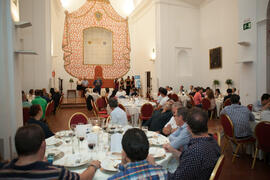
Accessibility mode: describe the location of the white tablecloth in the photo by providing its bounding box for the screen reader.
[46,130,175,179]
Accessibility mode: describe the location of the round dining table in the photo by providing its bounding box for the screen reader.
[45,126,177,179]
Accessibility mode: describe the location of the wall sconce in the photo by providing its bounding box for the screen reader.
[150,48,156,62]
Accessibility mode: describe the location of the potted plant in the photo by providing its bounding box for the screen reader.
[225,79,233,88]
[69,78,74,89]
[213,80,220,90]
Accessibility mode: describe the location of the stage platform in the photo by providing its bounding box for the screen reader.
[61,97,86,108]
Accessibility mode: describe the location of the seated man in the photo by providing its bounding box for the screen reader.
[115,87,126,98]
[223,88,233,102]
[108,128,167,180]
[157,87,169,109]
[162,102,182,136]
[109,98,128,126]
[144,102,173,132]
[167,108,221,179]
[31,89,47,120]
[194,87,203,107]
[221,94,255,139]
[0,124,100,180]
[163,107,191,157]
[253,93,270,112]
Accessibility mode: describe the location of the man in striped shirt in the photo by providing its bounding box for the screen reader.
[108,128,167,180]
[0,124,100,180]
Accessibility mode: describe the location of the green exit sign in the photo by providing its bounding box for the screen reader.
[243,22,251,30]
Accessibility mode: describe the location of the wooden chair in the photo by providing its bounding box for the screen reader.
[251,121,270,169]
[223,99,231,107]
[23,107,30,126]
[247,104,253,111]
[170,94,179,102]
[91,101,109,118]
[213,131,221,147]
[220,114,256,162]
[118,103,131,120]
[96,97,107,111]
[68,112,88,129]
[139,103,154,124]
[209,155,225,180]
[45,102,51,118]
[202,98,215,120]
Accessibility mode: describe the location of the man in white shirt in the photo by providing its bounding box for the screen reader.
[158,87,169,109]
[109,98,128,126]
[162,102,183,136]
[116,87,126,98]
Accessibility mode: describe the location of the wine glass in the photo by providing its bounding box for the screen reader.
[87,135,96,159]
[77,130,85,154]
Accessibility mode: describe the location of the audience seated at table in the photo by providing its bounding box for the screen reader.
[178,85,185,96]
[162,102,183,136]
[163,107,191,157]
[167,108,221,179]
[27,104,54,139]
[223,88,233,102]
[253,93,270,112]
[115,87,126,98]
[85,88,100,102]
[194,87,203,107]
[129,88,138,97]
[27,89,35,102]
[109,98,128,126]
[188,85,194,94]
[215,88,222,99]
[31,90,47,120]
[109,89,118,99]
[22,91,32,108]
[220,94,255,140]
[157,87,169,109]
[206,89,216,111]
[40,89,51,103]
[108,128,167,180]
[144,102,173,132]
[166,86,174,95]
[0,125,100,180]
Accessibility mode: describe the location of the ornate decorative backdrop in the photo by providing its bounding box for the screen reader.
[62,0,131,79]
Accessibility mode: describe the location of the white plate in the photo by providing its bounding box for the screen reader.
[101,159,121,172]
[54,154,91,167]
[55,130,73,138]
[149,147,166,158]
[46,136,61,146]
[149,135,169,146]
[146,131,158,138]
[45,149,62,157]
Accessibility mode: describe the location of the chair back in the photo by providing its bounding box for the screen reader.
[45,102,51,117]
[118,103,126,112]
[247,104,253,111]
[140,103,154,118]
[223,99,231,107]
[202,98,211,110]
[255,121,270,152]
[50,100,55,115]
[23,107,30,126]
[220,114,234,139]
[170,94,179,102]
[213,132,221,147]
[189,95,195,106]
[68,112,88,129]
[168,94,172,99]
[209,155,225,180]
[91,100,98,116]
[96,97,106,110]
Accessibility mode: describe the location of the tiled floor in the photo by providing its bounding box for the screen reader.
[47,100,270,179]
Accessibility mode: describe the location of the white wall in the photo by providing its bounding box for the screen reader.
[128,0,156,96]
[156,0,200,92]
[199,0,239,94]
[20,0,51,93]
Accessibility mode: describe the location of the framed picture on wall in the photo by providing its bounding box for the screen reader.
[209,47,222,69]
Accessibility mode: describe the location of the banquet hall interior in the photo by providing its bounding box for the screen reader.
[0,0,270,179]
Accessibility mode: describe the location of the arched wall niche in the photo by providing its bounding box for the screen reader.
[175,47,192,77]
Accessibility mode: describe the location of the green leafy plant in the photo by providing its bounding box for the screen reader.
[213,80,220,90]
[225,79,233,88]
[69,78,74,89]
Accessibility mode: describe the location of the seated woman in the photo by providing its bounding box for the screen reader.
[214,88,222,99]
[27,104,54,139]
[206,89,216,110]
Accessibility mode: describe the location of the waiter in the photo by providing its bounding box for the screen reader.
[93,77,102,95]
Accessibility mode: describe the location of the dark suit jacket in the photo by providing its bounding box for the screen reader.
[144,109,173,132]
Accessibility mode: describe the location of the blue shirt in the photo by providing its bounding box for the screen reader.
[169,123,191,150]
[108,160,167,180]
[220,104,255,138]
[168,136,220,180]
